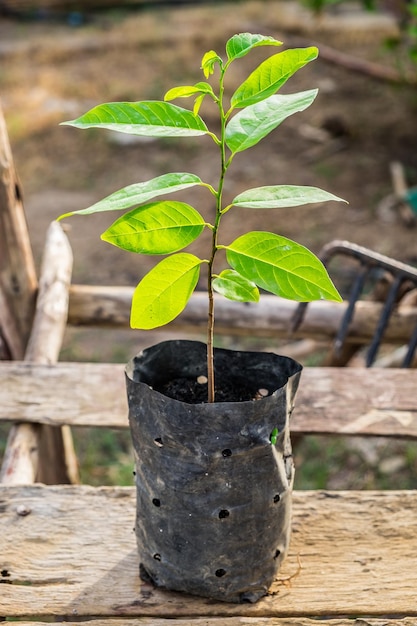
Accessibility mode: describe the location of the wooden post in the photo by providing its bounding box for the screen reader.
[0,102,37,357]
[66,286,417,345]
[27,220,79,484]
[1,222,79,484]
[0,105,79,484]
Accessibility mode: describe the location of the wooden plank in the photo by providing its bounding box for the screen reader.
[68,287,417,344]
[0,0,210,10]
[0,103,37,358]
[11,619,417,626]
[1,362,417,439]
[0,222,79,484]
[0,105,78,486]
[1,485,416,618]
[24,221,73,365]
[296,367,417,437]
[0,287,24,359]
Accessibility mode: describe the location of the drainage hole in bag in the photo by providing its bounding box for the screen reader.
[222,448,232,457]
[215,568,226,578]
[218,509,230,519]
[273,549,281,560]
[152,498,161,507]
[273,494,281,503]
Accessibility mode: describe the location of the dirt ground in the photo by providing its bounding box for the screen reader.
[1,0,417,360]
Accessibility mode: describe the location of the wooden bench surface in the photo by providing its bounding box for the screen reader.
[1,360,417,623]
[1,361,417,438]
[1,484,417,623]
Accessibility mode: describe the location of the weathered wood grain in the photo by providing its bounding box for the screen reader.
[0,0,212,10]
[24,221,73,366]
[11,617,416,626]
[0,222,78,485]
[1,486,416,618]
[0,103,37,357]
[1,362,417,438]
[68,287,417,344]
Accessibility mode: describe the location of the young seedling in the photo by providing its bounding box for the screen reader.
[58,33,345,402]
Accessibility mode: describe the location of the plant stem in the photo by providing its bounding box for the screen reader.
[207,65,228,403]
[207,275,215,403]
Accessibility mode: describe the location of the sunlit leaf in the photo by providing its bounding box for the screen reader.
[101,201,205,254]
[226,33,282,62]
[201,50,222,78]
[57,173,203,219]
[130,253,203,329]
[193,93,206,116]
[226,89,317,153]
[231,47,318,108]
[164,82,215,101]
[213,269,259,302]
[224,231,342,302]
[232,185,347,209]
[164,86,201,101]
[61,101,208,137]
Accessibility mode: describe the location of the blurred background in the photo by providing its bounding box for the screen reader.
[1,0,416,488]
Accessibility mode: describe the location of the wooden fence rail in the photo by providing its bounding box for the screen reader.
[67,285,417,344]
[1,361,416,439]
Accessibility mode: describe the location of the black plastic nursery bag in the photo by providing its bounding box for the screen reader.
[126,340,302,603]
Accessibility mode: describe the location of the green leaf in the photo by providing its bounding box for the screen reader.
[231,47,318,108]
[61,101,208,137]
[164,82,215,101]
[101,201,205,255]
[212,269,259,302]
[130,253,203,329]
[232,185,347,209]
[224,232,342,302]
[193,93,206,116]
[201,50,222,78]
[225,33,283,62]
[57,173,203,219]
[226,89,317,154]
